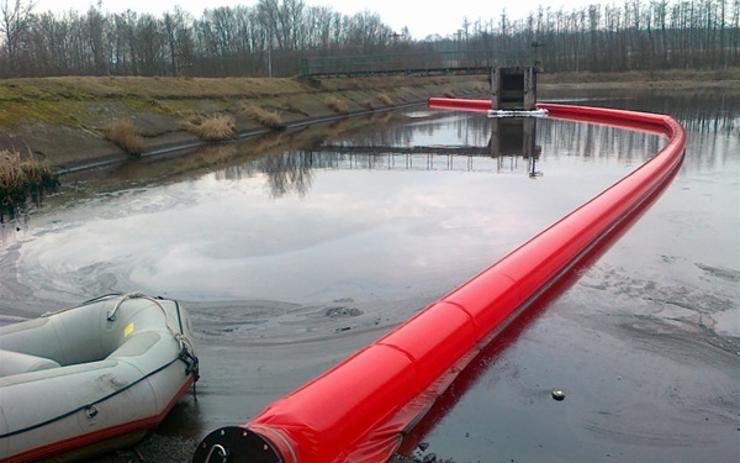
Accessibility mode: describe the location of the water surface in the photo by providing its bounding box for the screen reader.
[396,93,740,463]
[0,92,736,461]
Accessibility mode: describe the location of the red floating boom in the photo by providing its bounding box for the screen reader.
[192,101,686,463]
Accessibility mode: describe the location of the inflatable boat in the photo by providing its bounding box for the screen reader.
[0,293,199,463]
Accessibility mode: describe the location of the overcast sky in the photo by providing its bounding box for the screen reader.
[36,0,599,39]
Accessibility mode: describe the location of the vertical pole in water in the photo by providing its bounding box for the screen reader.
[490,118,501,157]
[524,66,538,110]
[522,118,536,158]
[490,66,500,110]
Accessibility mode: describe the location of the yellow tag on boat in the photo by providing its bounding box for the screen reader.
[124,322,135,338]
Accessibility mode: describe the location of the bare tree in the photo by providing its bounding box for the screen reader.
[0,0,736,78]
[1,0,35,68]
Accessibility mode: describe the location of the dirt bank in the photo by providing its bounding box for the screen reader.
[0,75,487,171]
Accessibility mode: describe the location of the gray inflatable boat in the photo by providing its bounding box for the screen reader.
[0,293,199,462]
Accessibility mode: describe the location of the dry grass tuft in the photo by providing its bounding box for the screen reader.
[361,99,374,110]
[0,149,57,208]
[181,114,236,141]
[104,118,144,155]
[0,151,24,199]
[377,93,393,105]
[442,87,456,98]
[324,96,349,114]
[243,105,285,129]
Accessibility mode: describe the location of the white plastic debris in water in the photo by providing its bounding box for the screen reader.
[487,109,549,118]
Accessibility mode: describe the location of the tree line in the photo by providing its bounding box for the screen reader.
[460,0,740,72]
[1,0,738,78]
[0,0,397,77]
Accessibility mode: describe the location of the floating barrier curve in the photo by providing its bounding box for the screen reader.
[192,100,686,463]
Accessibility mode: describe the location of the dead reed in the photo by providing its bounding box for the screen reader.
[181,115,237,141]
[243,105,285,129]
[324,96,349,113]
[377,93,393,105]
[0,149,57,209]
[104,118,144,155]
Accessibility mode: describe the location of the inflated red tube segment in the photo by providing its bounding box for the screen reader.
[192,102,685,463]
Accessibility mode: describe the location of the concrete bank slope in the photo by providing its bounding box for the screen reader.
[0,75,487,171]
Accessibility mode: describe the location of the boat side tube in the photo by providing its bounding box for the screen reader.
[192,102,686,463]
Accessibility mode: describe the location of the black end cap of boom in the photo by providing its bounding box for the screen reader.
[192,426,283,463]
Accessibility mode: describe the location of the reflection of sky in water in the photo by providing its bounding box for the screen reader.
[10,115,663,305]
[334,112,493,148]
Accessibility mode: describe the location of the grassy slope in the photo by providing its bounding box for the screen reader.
[0,75,487,167]
[0,68,736,167]
[1,68,736,128]
[0,75,485,128]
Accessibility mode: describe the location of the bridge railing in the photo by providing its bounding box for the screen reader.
[301,50,493,77]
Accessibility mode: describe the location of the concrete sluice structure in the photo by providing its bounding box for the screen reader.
[490,66,540,111]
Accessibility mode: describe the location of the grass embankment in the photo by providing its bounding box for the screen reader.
[0,149,57,210]
[0,68,735,171]
[0,75,488,168]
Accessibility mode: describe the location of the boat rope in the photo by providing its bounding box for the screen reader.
[41,293,124,317]
[106,292,196,359]
[1,293,200,440]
